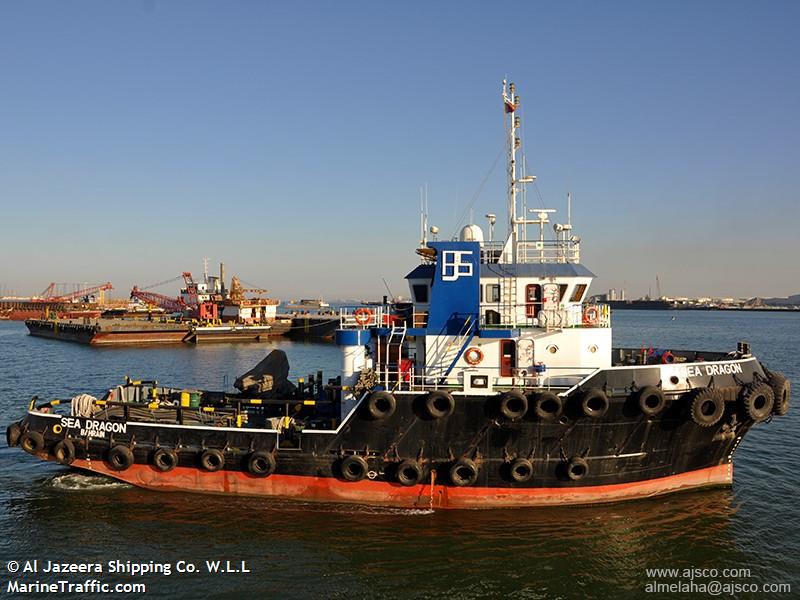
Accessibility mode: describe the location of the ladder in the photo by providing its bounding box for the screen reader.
[384,324,407,388]
[501,276,518,327]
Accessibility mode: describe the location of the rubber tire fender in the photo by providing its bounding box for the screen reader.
[741,382,774,423]
[199,448,225,472]
[364,391,396,420]
[6,423,21,448]
[340,455,368,482]
[449,458,478,487]
[637,386,666,417]
[247,451,276,477]
[152,448,179,473]
[498,390,528,420]
[53,439,76,465]
[690,388,725,427]
[768,372,790,416]
[532,391,563,421]
[566,457,589,481]
[424,390,455,419]
[20,431,45,455]
[395,459,424,487]
[107,445,135,471]
[580,389,609,419]
[508,458,534,483]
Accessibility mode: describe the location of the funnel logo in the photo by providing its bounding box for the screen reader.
[441,250,474,281]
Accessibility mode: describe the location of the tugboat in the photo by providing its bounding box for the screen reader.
[6,81,791,508]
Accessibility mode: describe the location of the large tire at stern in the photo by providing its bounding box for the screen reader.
[689,388,724,427]
[740,382,774,423]
[6,423,21,448]
[767,372,790,416]
[20,431,45,455]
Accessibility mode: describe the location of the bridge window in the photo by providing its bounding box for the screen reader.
[412,284,429,303]
[570,284,587,303]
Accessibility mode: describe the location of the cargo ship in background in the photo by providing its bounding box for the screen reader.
[7,79,790,508]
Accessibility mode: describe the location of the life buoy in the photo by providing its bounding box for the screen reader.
[689,388,724,427]
[340,455,368,482]
[582,306,600,326]
[661,351,675,364]
[247,450,276,477]
[107,445,134,471]
[740,383,774,423]
[199,448,225,472]
[53,439,76,465]
[449,458,478,487]
[152,448,179,472]
[395,459,424,487]
[464,347,483,366]
[353,308,373,326]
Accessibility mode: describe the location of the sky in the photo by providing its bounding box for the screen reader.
[1,1,798,301]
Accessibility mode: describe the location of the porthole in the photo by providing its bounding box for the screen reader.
[588,344,598,353]
[547,345,558,354]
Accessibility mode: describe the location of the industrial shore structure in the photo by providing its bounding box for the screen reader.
[6,265,340,345]
[6,80,791,509]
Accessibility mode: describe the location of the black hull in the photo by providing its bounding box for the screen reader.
[11,355,780,508]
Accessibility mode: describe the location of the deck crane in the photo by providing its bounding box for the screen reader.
[34,283,114,303]
[129,287,187,314]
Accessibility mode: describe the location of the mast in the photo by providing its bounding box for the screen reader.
[502,79,536,263]
[503,80,519,262]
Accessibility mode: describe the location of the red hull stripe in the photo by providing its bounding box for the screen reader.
[65,458,733,509]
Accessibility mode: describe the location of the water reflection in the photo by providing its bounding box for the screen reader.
[4,468,752,599]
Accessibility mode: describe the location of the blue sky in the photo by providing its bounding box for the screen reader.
[1,1,798,300]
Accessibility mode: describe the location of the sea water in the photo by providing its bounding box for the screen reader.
[0,313,797,598]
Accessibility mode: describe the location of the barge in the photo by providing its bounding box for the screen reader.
[6,80,790,508]
[25,318,293,346]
